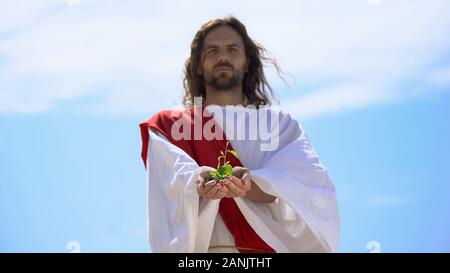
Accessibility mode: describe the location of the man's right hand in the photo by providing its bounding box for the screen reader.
[196,167,228,200]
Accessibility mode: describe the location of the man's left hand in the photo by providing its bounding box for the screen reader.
[222,172,252,198]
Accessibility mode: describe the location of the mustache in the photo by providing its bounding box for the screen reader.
[213,63,234,70]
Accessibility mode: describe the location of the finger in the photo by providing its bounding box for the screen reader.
[203,180,217,192]
[198,180,217,196]
[241,173,252,190]
[218,189,228,199]
[197,172,211,183]
[203,173,212,181]
[206,184,221,199]
[204,180,218,197]
[197,175,205,186]
[223,178,245,196]
[197,177,206,186]
[198,180,212,193]
[232,167,249,178]
[225,191,239,198]
[228,176,245,190]
[197,183,205,196]
[205,183,221,198]
[211,186,228,200]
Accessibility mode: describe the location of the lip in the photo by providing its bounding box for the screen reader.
[215,67,232,71]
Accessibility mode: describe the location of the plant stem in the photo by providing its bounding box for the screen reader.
[223,141,229,166]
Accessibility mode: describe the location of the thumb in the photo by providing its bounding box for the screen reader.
[232,166,248,178]
[241,171,252,186]
[197,166,216,183]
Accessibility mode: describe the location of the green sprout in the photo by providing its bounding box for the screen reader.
[210,141,239,181]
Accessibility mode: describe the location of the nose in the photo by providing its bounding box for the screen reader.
[216,48,232,63]
[217,54,230,64]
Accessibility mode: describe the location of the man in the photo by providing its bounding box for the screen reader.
[139,16,339,253]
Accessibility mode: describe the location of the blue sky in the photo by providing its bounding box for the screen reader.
[0,0,449,252]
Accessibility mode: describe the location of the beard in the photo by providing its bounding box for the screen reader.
[204,66,244,91]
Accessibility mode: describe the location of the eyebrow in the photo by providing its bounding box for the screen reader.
[204,43,242,50]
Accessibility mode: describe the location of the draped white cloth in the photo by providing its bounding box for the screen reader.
[145,106,339,252]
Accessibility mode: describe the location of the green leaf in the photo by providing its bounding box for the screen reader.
[223,164,232,177]
[217,166,226,175]
[229,150,239,159]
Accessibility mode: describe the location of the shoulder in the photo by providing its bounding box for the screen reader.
[278,108,298,124]
[140,109,187,127]
[151,109,180,121]
[260,106,303,130]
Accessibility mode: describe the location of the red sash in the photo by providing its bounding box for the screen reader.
[139,108,275,253]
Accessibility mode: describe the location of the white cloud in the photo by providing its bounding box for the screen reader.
[281,83,396,119]
[0,0,53,33]
[0,0,449,116]
[367,0,384,6]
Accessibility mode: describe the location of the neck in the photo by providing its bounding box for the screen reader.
[203,85,244,107]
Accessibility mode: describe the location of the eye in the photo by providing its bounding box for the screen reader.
[206,48,217,55]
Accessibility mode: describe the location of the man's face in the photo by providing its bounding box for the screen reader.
[199,26,248,91]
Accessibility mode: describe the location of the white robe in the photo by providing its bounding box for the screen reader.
[144,106,340,253]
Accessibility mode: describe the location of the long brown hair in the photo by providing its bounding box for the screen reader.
[182,16,283,108]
